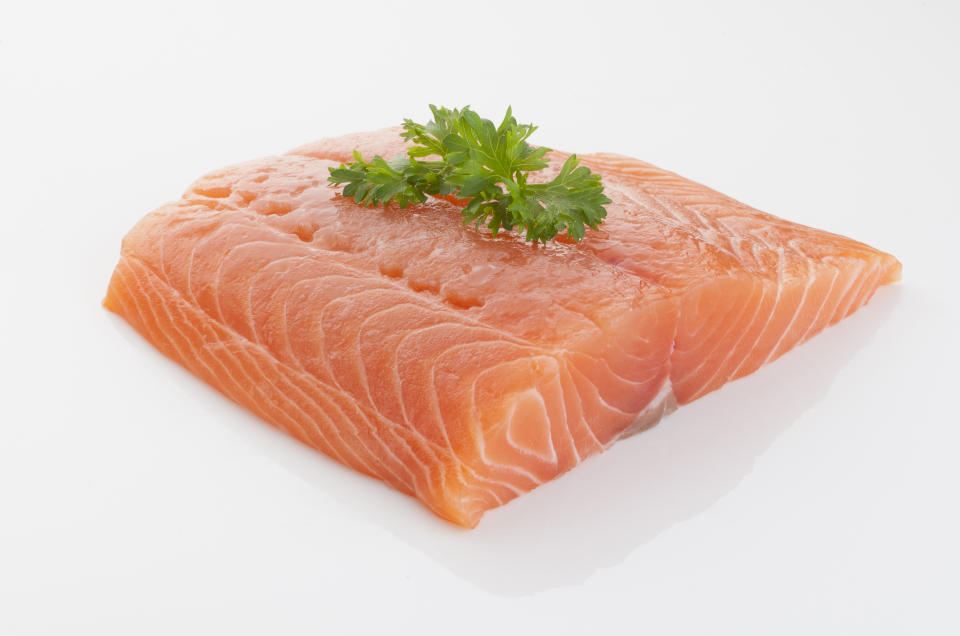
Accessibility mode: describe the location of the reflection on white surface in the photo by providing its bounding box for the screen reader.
[260,286,901,596]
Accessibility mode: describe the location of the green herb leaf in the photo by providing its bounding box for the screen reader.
[327,106,610,243]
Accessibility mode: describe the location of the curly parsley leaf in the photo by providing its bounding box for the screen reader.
[327,105,610,243]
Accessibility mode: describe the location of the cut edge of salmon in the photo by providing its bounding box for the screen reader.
[104,252,503,528]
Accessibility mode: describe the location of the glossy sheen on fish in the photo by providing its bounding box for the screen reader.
[104,128,900,527]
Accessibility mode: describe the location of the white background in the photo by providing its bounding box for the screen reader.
[2,1,958,634]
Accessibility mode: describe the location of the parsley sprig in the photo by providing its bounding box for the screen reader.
[327,106,610,243]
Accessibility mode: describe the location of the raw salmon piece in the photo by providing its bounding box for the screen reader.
[105,130,900,527]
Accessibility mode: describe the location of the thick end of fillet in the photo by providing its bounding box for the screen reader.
[443,299,678,526]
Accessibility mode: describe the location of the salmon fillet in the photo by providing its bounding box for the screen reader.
[104,128,901,527]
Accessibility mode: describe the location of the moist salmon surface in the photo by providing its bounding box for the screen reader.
[104,128,901,527]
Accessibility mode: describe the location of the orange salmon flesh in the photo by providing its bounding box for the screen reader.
[104,128,901,527]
